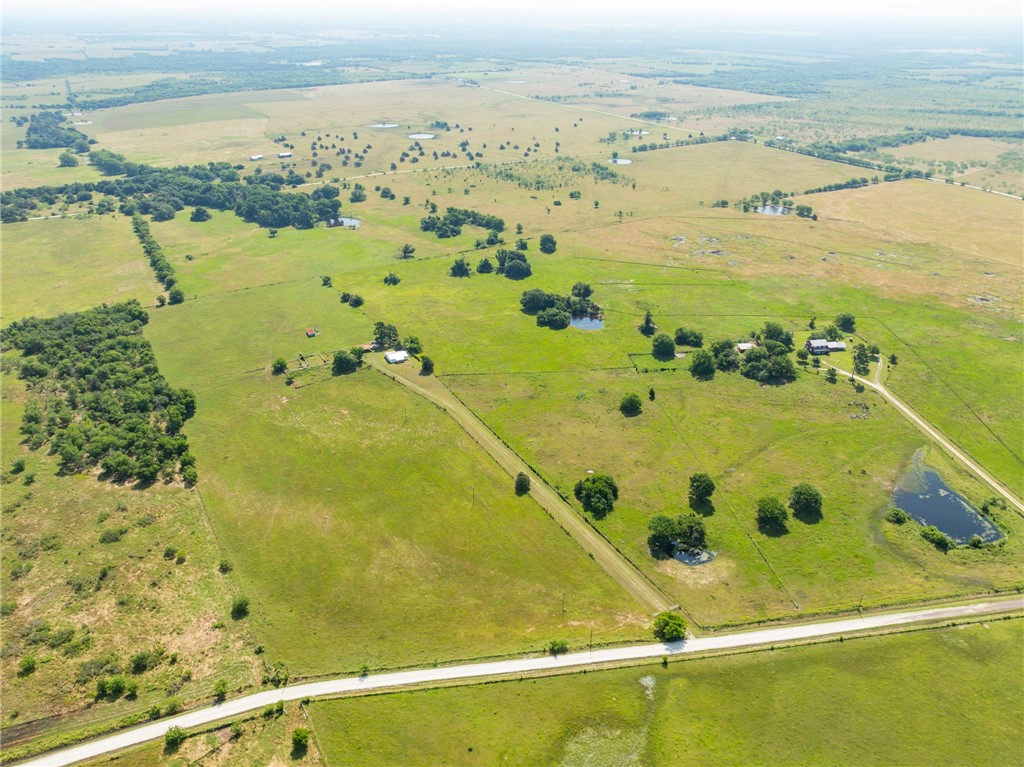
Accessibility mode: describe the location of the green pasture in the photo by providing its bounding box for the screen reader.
[0,215,158,323]
[143,289,647,676]
[309,619,1024,767]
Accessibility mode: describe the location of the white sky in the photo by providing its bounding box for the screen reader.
[3,0,1022,27]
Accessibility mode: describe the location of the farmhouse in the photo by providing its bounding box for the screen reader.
[278,152,293,158]
[736,341,757,353]
[805,339,829,354]
[384,350,409,364]
[827,341,847,352]
[249,154,263,161]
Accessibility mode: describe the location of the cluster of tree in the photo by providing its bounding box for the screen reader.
[852,343,879,376]
[1,151,341,229]
[420,206,505,239]
[738,328,797,383]
[647,513,706,557]
[520,283,600,330]
[629,111,671,120]
[674,327,703,347]
[574,473,619,517]
[4,301,197,485]
[735,189,794,213]
[495,249,532,279]
[22,111,90,150]
[130,215,177,293]
[756,483,823,531]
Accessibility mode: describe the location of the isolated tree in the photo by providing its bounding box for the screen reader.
[271,357,288,375]
[688,473,715,506]
[796,348,809,363]
[652,611,686,641]
[332,350,358,375]
[213,678,229,701]
[58,150,79,167]
[834,313,856,332]
[321,275,333,287]
[620,392,643,416]
[476,257,494,273]
[652,333,675,360]
[190,206,212,222]
[450,257,471,277]
[889,353,898,365]
[230,596,250,620]
[168,287,185,305]
[419,356,434,375]
[571,282,593,299]
[756,496,788,529]
[674,327,703,347]
[164,726,186,752]
[514,472,531,495]
[383,272,401,285]
[398,244,416,259]
[574,474,619,517]
[689,348,715,378]
[788,483,823,520]
[639,311,657,337]
[348,294,364,308]
[824,367,838,384]
[292,728,310,755]
[538,234,557,253]
[403,336,422,355]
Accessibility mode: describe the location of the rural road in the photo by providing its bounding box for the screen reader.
[17,597,1022,767]
[366,357,673,613]
[830,360,1024,515]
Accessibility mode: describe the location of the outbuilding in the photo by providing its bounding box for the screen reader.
[736,342,756,353]
[384,350,409,364]
[249,154,263,161]
[278,152,293,158]
[827,341,847,352]
[305,327,317,338]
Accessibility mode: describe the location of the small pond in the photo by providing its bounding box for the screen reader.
[570,317,604,330]
[609,158,633,165]
[891,458,1003,545]
[674,549,716,566]
[756,205,788,216]
[368,123,399,128]
[409,133,436,140]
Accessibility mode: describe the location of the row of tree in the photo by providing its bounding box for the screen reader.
[130,215,178,296]
[4,301,197,485]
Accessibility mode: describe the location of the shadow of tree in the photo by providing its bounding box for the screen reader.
[689,499,716,517]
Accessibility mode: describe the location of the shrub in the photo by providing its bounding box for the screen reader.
[348,294,364,308]
[164,697,183,715]
[449,257,471,277]
[190,207,212,222]
[271,357,288,375]
[292,728,310,754]
[620,393,643,416]
[652,612,686,641]
[230,596,250,620]
[548,639,569,656]
[213,678,228,701]
[218,559,233,574]
[167,287,185,305]
[539,234,557,253]
[99,527,128,544]
[476,257,494,273]
[164,726,186,752]
[921,525,954,551]
[18,656,36,676]
[420,356,435,375]
[885,507,910,524]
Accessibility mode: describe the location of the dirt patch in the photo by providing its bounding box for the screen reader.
[655,554,734,587]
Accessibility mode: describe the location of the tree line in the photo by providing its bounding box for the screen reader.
[22,110,91,149]
[2,150,341,228]
[4,301,198,486]
[420,206,505,239]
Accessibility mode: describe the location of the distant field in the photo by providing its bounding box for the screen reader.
[0,215,157,323]
[309,619,1024,767]
[887,135,1020,165]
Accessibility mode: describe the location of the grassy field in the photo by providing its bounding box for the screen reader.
[0,215,158,323]
[0,376,251,754]
[308,619,1024,767]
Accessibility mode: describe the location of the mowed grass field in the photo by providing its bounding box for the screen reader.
[309,619,1024,767]
[1,215,158,323]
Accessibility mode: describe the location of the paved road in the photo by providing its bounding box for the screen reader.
[830,360,1024,515]
[17,597,1021,767]
[367,357,673,612]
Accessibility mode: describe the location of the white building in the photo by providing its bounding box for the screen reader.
[278,152,293,158]
[249,155,263,161]
[384,350,409,364]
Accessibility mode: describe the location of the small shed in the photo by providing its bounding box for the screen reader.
[384,350,409,364]
[736,342,756,353]
[827,341,847,352]
[278,152,293,158]
[249,154,263,161]
[305,327,317,338]
[805,339,829,354]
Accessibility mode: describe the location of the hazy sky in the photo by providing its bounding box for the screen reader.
[3,0,1022,28]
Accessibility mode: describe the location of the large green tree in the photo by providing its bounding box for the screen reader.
[574,474,619,517]
[652,333,676,360]
[688,472,715,505]
[652,611,686,641]
[788,483,823,520]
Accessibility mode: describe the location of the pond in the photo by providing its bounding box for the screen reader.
[674,549,716,566]
[891,455,1003,545]
[368,123,399,128]
[570,317,604,330]
[756,205,788,215]
[609,158,633,165]
[409,133,436,140]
